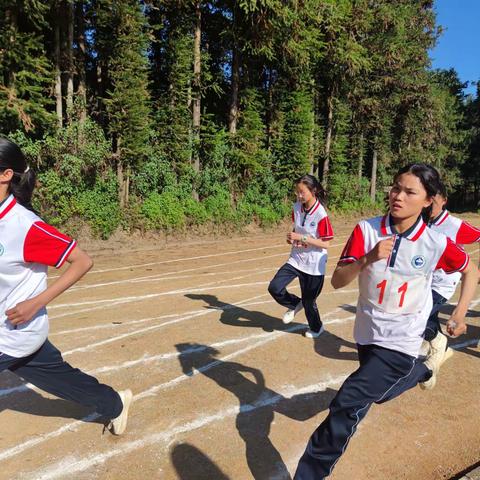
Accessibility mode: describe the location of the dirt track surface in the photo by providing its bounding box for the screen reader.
[1,215,479,480]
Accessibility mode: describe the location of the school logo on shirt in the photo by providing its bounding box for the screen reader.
[310,221,316,227]
[0,243,4,256]
[411,255,426,269]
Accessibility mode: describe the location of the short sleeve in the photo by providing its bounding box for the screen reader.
[436,237,470,273]
[317,216,334,240]
[456,221,480,244]
[338,224,365,264]
[24,221,77,268]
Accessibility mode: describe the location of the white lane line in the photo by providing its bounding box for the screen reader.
[0,310,357,399]
[50,293,272,337]
[48,280,273,321]
[67,254,288,292]
[49,268,275,318]
[58,287,358,357]
[2,308,478,464]
[0,297,357,462]
[48,244,288,280]
[49,236,350,280]
[24,375,348,480]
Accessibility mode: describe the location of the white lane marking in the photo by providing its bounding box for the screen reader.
[49,236,349,280]
[58,287,358,357]
[67,254,288,292]
[0,298,356,461]
[0,310,358,399]
[50,267,275,311]
[24,375,348,480]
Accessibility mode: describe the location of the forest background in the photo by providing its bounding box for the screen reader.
[1,0,479,238]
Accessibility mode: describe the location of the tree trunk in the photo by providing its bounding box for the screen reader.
[322,91,334,187]
[76,0,87,125]
[66,0,74,119]
[116,138,127,208]
[228,32,239,134]
[54,13,63,128]
[357,132,364,182]
[370,148,378,202]
[192,0,201,200]
[96,60,104,126]
[4,7,16,87]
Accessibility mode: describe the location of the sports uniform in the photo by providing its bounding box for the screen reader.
[0,194,123,421]
[294,214,469,479]
[268,199,333,334]
[424,210,480,340]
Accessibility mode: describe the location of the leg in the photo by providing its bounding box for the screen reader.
[299,274,324,332]
[294,345,428,479]
[9,340,122,419]
[423,290,447,342]
[268,263,301,310]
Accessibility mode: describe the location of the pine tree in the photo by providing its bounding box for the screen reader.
[100,0,152,206]
[0,1,55,133]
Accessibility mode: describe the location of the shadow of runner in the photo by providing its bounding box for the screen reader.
[176,343,336,480]
[171,443,230,480]
[0,387,97,421]
[313,330,358,362]
[185,293,305,335]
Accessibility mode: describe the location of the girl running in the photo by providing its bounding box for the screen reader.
[268,174,334,338]
[0,137,132,435]
[421,184,480,388]
[294,164,477,479]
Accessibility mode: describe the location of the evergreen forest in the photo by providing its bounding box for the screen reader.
[1,0,479,237]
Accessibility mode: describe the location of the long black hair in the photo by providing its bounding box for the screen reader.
[295,174,326,205]
[393,163,443,222]
[0,137,36,212]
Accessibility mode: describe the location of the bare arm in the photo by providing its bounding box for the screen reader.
[287,231,331,249]
[331,237,394,289]
[447,260,478,336]
[6,246,93,326]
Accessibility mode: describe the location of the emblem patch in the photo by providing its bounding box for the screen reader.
[411,255,425,269]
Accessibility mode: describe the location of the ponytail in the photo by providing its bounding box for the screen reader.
[295,174,326,205]
[0,137,36,212]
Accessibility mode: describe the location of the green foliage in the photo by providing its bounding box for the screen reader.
[2,0,479,238]
[328,172,378,212]
[274,89,315,179]
[229,89,272,186]
[202,188,235,223]
[141,191,186,230]
[0,3,54,134]
[76,176,122,239]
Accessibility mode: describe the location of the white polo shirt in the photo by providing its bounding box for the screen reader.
[339,214,469,357]
[287,200,334,276]
[0,195,76,357]
[429,210,480,300]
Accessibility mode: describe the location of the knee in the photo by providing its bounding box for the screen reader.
[268,281,280,298]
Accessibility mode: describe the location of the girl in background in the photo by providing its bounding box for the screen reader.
[268,174,334,338]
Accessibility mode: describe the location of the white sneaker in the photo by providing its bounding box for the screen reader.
[282,302,303,324]
[304,326,325,338]
[108,389,133,435]
[420,333,453,390]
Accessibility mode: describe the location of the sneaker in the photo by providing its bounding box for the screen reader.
[420,333,453,390]
[108,389,133,435]
[304,326,325,338]
[282,302,303,324]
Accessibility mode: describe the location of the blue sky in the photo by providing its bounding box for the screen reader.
[429,0,480,96]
